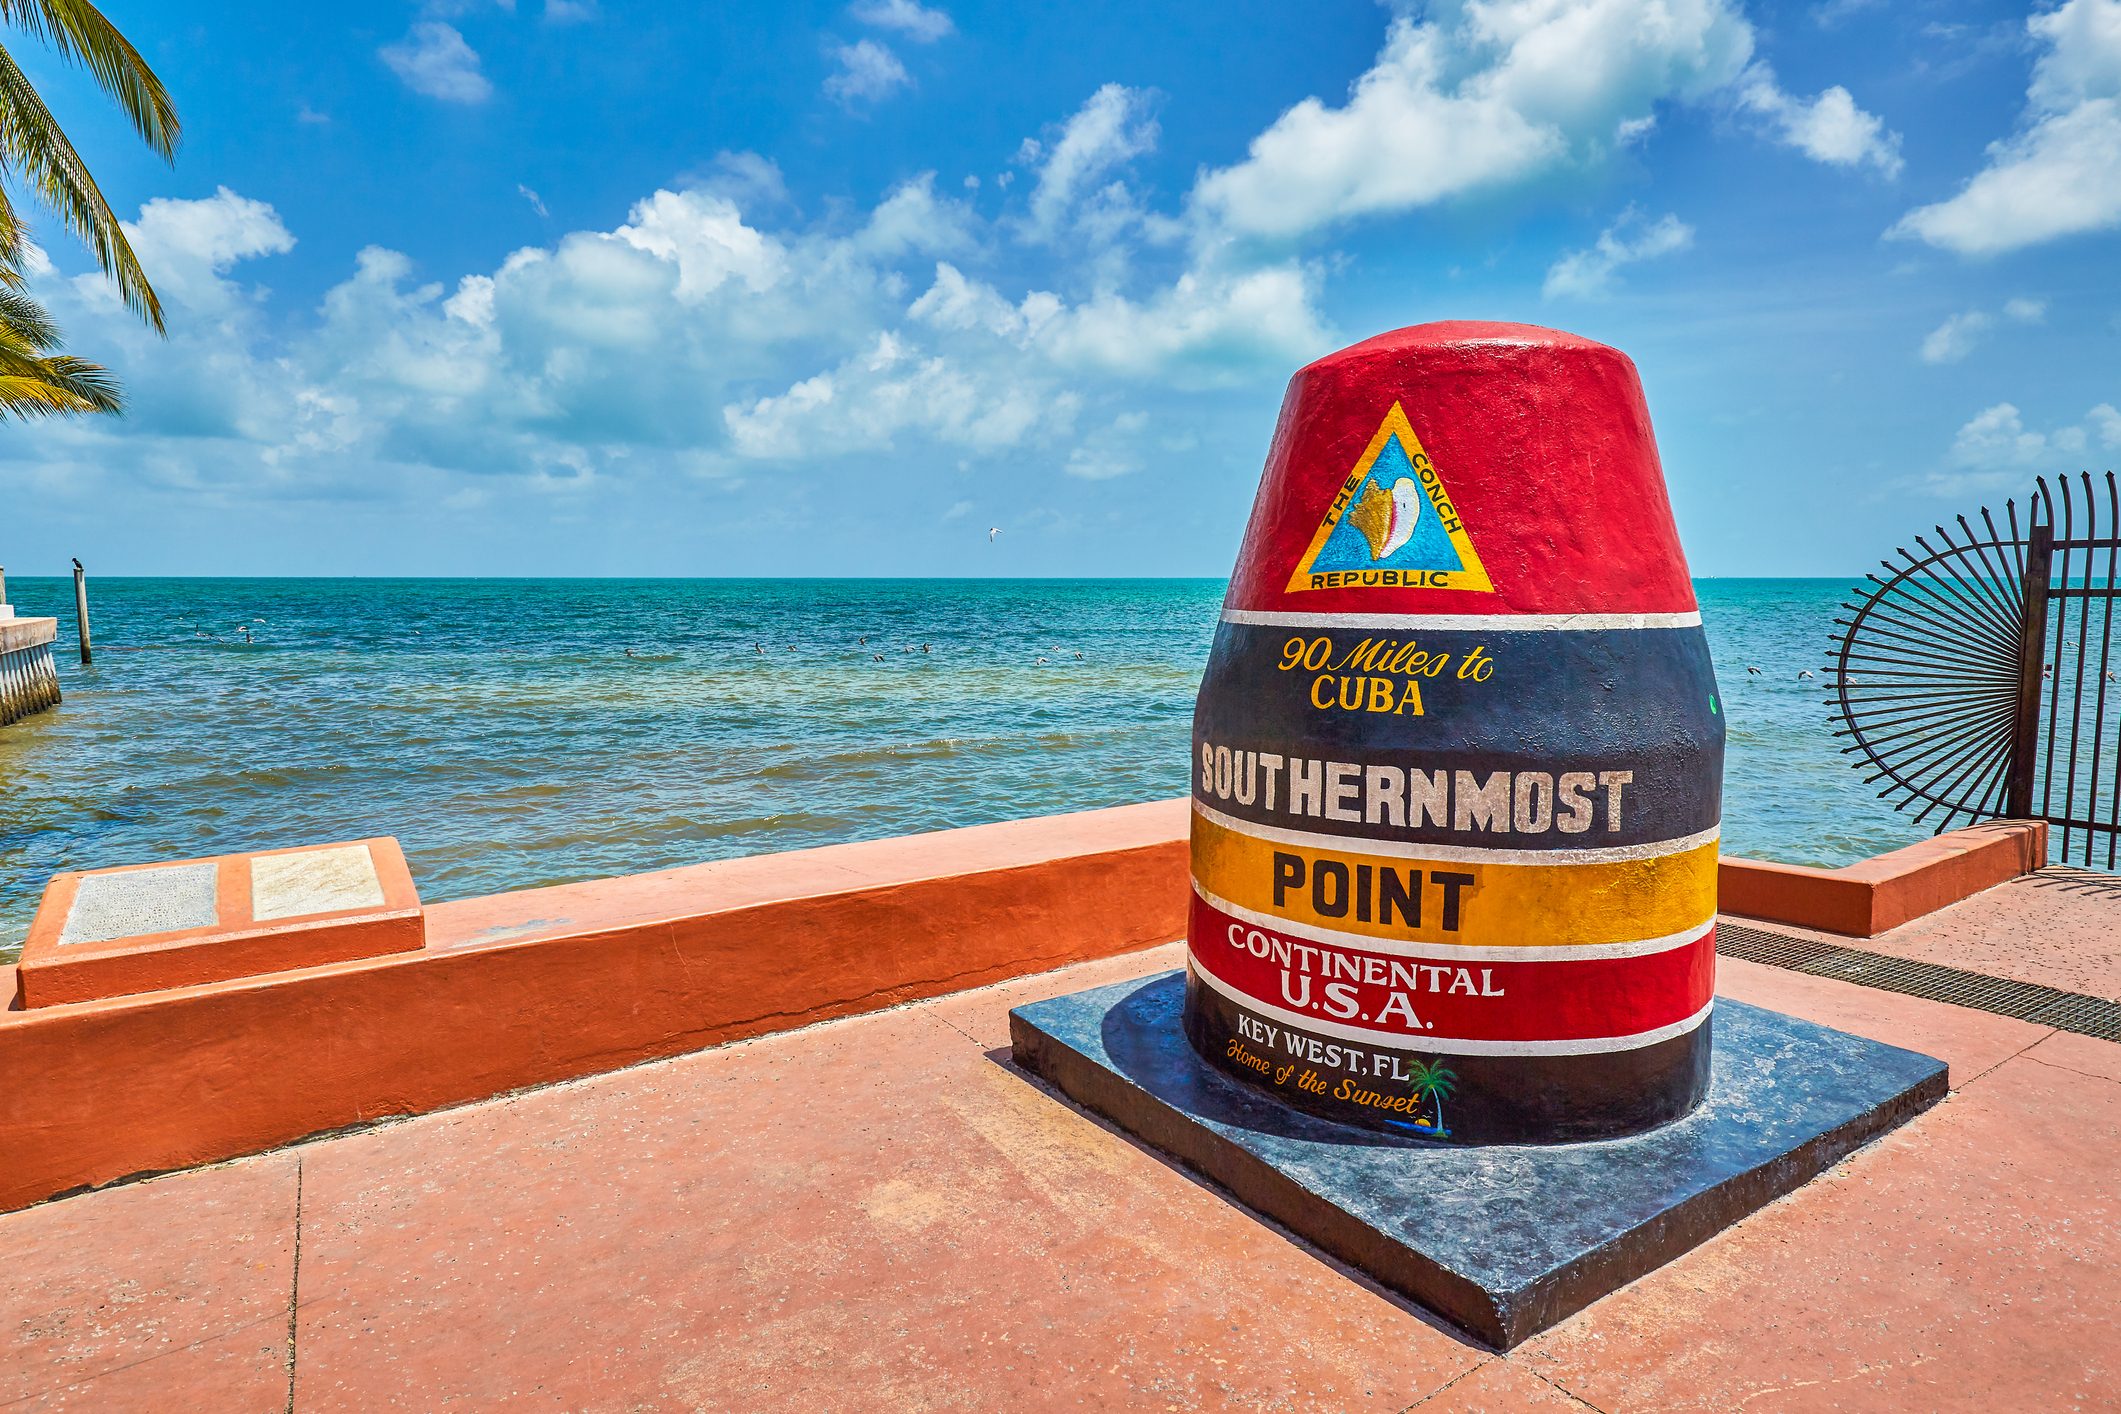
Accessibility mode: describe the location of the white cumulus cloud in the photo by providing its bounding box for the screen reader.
[9,160,1332,516]
[1921,311,1992,365]
[116,187,296,313]
[724,331,1066,459]
[380,22,492,104]
[1893,0,2121,255]
[1188,0,1889,244]
[612,189,787,299]
[1735,64,1903,175]
[2093,403,2121,447]
[1036,264,1332,386]
[1022,85,1161,243]
[1543,209,1693,298]
[1918,298,2045,364]
[906,258,1329,390]
[825,38,911,105]
[1947,400,2120,469]
[850,0,953,43]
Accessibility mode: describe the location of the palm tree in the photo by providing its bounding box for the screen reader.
[0,0,180,417]
[0,251,117,416]
[1407,1059,1458,1136]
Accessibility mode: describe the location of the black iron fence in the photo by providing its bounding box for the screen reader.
[1831,471,2121,869]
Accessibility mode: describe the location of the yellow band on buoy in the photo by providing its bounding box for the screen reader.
[1190,810,1717,952]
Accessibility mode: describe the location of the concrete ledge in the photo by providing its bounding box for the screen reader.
[0,800,1189,1214]
[0,617,61,727]
[1718,820,2048,937]
[0,616,56,653]
[17,838,425,1009]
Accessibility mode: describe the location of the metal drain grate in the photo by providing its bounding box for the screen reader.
[1718,921,2121,1043]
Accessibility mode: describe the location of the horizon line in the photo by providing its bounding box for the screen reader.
[0,571,1870,582]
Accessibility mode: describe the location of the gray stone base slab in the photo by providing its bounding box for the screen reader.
[1008,970,1946,1350]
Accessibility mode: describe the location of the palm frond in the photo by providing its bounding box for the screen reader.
[0,267,121,415]
[0,360,120,417]
[0,39,161,330]
[0,0,177,158]
[0,281,58,346]
[0,371,86,412]
[28,350,118,411]
[0,186,24,269]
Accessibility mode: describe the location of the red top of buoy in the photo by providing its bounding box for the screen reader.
[1224,321,1697,617]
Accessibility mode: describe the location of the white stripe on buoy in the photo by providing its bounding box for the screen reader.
[1220,608,1703,631]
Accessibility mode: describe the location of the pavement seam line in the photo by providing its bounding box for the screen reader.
[284,1153,303,1414]
[928,1006,984,1047]
[1529,1367,1610,1412]
[2019,1052,2121,1088]
[1957,1026,2064,1090]
[0,1306,297,1409]
[1398,1357,1488,1410]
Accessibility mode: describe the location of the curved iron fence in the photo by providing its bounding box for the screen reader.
[1831,471,2121,869]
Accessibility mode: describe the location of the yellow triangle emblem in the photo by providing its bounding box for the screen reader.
[1285,403,1494,594]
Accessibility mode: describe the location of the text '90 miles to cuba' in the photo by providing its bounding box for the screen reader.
[1275,633,1492,717]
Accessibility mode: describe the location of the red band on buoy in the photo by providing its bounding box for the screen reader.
[1189,893,1714,1053]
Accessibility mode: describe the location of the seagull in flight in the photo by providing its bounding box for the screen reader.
[988,526,1001,542]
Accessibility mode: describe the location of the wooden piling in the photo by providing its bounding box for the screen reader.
[71,558,91,665]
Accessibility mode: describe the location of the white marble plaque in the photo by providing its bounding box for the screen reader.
[251,844,385,921]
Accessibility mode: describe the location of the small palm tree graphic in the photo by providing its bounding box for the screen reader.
[1407,1060,1459,1134]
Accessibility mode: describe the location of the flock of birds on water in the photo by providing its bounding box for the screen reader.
[165,622,1100,665]
[1740,664,2118,683]
[139,610,2121,685]
[736,637,1087,664]
[167,637,2121,683]
[161,635,2121,688]
[605,637,1087,664]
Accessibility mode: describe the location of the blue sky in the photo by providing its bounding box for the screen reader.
[4,0,2117,577]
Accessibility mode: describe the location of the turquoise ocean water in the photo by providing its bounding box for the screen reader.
[0,578,1928,959]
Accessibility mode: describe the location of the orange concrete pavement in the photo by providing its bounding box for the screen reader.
[1848,865,2121,1001]
[2,941,2115,1412]
[1721,863,2121,1005]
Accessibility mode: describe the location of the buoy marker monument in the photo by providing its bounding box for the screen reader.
[1189,321,1722,1144]
[1011,322,1949,1347]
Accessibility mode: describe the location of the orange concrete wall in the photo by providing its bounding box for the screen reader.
[1719,820,2048,936]
[0,801,1187,1214]
[0,801,2048,1214]
[1718,858,1874,936]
